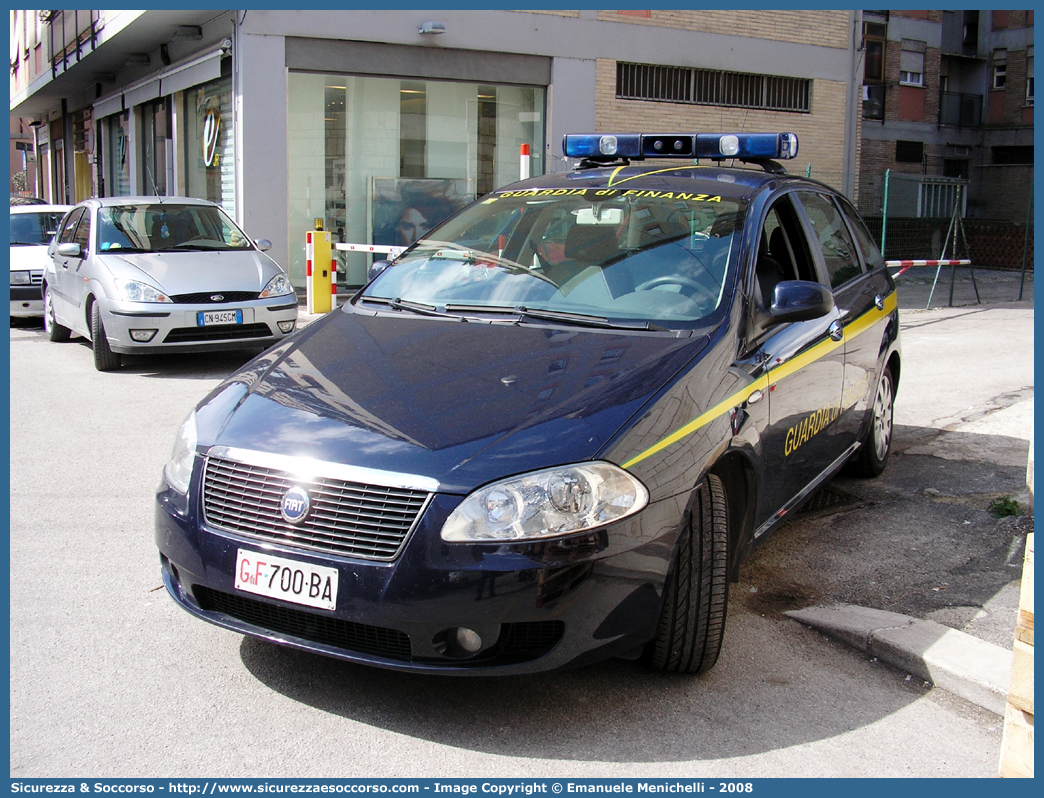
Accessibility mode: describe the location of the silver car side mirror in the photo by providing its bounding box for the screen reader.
[255,239,272,252]
[57,242,83,258]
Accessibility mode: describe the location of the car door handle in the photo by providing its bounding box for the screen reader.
[828,320,843,342]
[874,294,885,311]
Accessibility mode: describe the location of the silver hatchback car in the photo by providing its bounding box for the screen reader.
[43,196,298,371]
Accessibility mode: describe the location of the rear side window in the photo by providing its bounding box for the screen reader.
[797,192,864,289]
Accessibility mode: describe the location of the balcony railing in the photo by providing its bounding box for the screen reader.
[939,91,983,128]
[48,10,101,79]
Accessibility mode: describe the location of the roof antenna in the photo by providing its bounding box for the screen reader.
[144,142,162,200]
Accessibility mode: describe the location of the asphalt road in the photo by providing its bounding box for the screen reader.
[8,293,1031,778]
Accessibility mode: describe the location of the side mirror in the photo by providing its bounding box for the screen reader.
[368,259,391,282]
[57,242,83,259]
[255,239,272,252]
[769,280,835,323]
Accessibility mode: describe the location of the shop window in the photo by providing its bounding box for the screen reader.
[895,140,924,163]
[106,111,130,197]
[180,77,234,215]
[141,98,172,195]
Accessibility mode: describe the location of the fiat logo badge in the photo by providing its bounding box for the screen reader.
[280,486,310,524]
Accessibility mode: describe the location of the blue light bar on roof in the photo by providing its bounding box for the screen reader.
[562,132,798,161]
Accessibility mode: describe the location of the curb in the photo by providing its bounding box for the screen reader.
[785,604,1013,716]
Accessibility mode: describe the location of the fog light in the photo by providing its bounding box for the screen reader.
[129,329,157,342]
[277,320,296,334]
[433,626,484,658]
[455,627,482,653]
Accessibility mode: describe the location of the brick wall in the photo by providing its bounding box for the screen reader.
[595,59,849,177]
[595,9,851,50]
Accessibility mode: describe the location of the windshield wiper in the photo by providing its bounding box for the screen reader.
[357,295,467,321]
[443,303,667,332]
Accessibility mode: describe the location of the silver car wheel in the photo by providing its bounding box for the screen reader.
[872,372,893,461]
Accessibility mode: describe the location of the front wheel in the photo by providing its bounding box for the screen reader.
[44,284,70,342]
[647,472,729,674]
[91,302,121,372]
[851,367,894,477]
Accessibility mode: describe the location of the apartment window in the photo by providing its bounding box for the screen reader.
[900,40,926,87]
[895,140,924,163]
[616,62,811,112]
[992,146,1033,164]
[1027,49,1034,105]
[993,50,1008,89]
[863,23,887,82]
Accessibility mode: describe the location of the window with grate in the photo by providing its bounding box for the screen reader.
[616,62,810,112]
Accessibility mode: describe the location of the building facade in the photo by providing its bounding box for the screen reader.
[859,9,1034,223]
[11,9,864,291]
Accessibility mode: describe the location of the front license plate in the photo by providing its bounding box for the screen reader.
[234,549,338,611]
[197,309,242,327]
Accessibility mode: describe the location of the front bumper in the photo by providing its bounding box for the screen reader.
[155,477,683,675]
[11,282,43,317]
[99,295,299,355]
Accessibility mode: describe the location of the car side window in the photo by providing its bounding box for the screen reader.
[837,196,885,272]
[797,191,864,289]
[58,208,84,244]
[72,210,92,252]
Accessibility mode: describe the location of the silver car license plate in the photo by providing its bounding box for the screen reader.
[234,548,338,611]
[198,309,243,326]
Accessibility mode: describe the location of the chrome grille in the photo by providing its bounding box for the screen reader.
[202,454,431,561]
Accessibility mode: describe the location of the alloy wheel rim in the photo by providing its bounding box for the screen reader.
[874,377,893,460]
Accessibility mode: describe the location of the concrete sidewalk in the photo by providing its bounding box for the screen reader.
[785,605,1014,716]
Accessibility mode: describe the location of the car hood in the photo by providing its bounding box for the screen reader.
[9,244,50,271]
[205,307,711,493]
[101,249,277,295]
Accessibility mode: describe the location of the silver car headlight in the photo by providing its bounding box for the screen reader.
[10,271,31,286]
[116,279,172,303]
[441,462,649,542]
[260,273,294,298]
[164,410,198,495]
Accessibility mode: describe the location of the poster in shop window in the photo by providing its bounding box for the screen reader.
[371,177,474,248]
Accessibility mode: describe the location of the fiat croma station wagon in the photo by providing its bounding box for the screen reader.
[156,132,899,675]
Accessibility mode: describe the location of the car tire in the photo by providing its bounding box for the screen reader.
[44,284,70,343]
[647,472,729,675]
[850,366,894,477]
[90,301,121,372]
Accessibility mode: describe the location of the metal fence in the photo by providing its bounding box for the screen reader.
[801,165,1033,307]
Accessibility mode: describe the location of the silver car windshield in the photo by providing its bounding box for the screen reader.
[361,191,745,325]
[10,211,66,246]
[97,204,253,253]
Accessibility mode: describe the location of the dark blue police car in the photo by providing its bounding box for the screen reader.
[156,132,899,675]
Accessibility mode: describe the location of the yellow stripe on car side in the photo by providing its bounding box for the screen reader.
[621,291,897,470]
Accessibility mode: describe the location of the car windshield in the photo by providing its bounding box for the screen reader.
[360,189,745,327]
[10,210,67,246]
[96,203,253,253]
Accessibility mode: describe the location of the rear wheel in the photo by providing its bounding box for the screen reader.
[851,367,894,477]
[91,302,121,372]
[44,284,70,342]
[647,473,729,674]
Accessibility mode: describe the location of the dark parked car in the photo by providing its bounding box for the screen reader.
[156,132,899,675]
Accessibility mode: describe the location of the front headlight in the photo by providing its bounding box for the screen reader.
[163,409,198,495]
[260,273,294,298]
[10,271,31,286]
[441,462,649,542]
[116,279,172,303]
